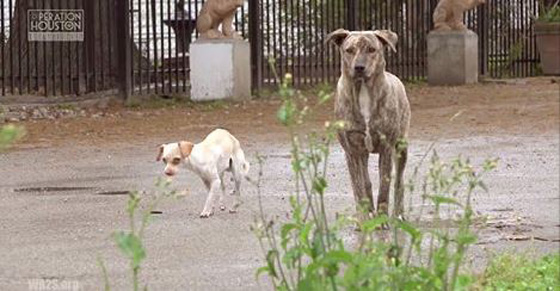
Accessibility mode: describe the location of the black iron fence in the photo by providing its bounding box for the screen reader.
[125,0,246,96]
[252,0,542,89]
[0,0,116,96]
[0,0,543,97]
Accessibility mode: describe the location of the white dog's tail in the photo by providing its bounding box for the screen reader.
[233,147,250,177]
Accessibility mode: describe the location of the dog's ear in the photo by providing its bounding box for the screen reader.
[373,30,398,53]
[178,141,194,158]
[325,29,350,47]
[156,144,164,162]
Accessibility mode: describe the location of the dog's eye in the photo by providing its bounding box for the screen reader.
[162,158,167,163]
[172,158,181,165]
[367,47,377,53]
[345,47,355,54]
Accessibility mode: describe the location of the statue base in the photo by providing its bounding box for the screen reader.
[427,30,478,86]
[190,39,251,101]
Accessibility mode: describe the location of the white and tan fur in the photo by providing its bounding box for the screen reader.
[326,29,411,221]
[156,128,249,218]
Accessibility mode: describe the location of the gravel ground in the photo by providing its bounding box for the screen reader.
[0,77,558,290]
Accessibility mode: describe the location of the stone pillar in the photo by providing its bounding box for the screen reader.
[190,39,251,101]
[427,30,478,86]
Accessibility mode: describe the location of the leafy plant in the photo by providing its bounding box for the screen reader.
[251,70,498,290]
[99,179,178,291]
[538,0,560,22]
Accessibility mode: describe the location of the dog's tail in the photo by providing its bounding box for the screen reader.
[233,147,250,177]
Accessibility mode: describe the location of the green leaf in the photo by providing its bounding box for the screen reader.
[427,195,462,207]
[456,231,477,245]
[455,274,473,290]
[362,215,389,232]
[277,101,295,126]
[324,250,353,264]
[299,222,313,247]
[396,220,422,241]
[113,232,146,269]
[266,250,279,278]
[312,177,327,195]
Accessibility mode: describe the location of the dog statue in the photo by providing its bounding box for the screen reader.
[433,0,486,31]
[196,0,244,39]
[326,29,411,221]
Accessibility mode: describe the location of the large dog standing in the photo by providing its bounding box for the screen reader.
[326,29,411,221]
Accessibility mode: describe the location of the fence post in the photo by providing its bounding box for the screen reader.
[345,0,356,30]
[115,0,131,99]
[478,4,488,77]
[248,0,261,94]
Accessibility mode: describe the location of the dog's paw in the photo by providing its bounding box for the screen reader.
[228,208,238,214]
[199,210,214,218]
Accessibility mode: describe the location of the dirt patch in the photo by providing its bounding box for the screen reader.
[8,77,559,149]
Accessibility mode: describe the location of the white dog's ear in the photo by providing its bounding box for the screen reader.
[156,144,164,161]
[325,29,350,47]
[373,30,398,52]
[178,141,194,158]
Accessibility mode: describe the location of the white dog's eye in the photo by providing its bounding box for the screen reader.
[162,158,167,163]
[172,158,181,165]
[345,47,355,54]
[367,47,376,53]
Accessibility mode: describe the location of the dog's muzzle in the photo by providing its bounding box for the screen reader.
[353,65,367,79]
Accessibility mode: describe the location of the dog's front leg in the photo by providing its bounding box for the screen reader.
[200,178,222,218]
[377,147,394,216]
[345,151,374,222]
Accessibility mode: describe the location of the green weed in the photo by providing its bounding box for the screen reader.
[251,71,498,290]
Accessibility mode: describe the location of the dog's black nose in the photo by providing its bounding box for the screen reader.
[354,65,365,73]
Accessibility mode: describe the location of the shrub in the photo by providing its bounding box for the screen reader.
[538,1,560,22]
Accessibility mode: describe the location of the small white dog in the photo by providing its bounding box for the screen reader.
[156,128,250,218]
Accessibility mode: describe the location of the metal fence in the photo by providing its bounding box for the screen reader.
[125,0,247,96]
[251,0,542,89]
[0,0,116,96]
[0,0,543,97]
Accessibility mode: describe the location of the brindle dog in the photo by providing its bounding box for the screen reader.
[326,29,411,221]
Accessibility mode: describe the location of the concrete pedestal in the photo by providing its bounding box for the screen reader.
[427,30,478,85]
[190,39,251,101]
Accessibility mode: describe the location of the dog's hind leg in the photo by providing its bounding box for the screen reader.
[218,172,227,211]
[229,164,243,213]
[394,145,407,219]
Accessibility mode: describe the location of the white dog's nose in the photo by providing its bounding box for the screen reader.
[164,170,174,176]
